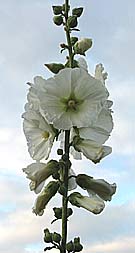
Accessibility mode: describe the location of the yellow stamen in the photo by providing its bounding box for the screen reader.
[42,131,50,140]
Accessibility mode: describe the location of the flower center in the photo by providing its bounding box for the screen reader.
[67,99,76,110]
[42,131,50,140]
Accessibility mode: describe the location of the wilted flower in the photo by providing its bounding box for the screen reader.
[38,68,109,130]
[22,160,59,194]
[76,174,116,201]
[68,192,105,214]
[32,181,59,216]
[22,109,56,161]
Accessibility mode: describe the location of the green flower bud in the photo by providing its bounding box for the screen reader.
[67,15,78,28]
[58,184,66,196]
[52,232,61,243]
[53,15,63,26]
[70,36,78,45]
[45,63,65,74]
[57,149,63,155]
[53,207,62,219]
[52,6,62,15]
[44,228,52,243]
[66,241,74,252]
[67,208,73,218]
[74,243,83,252]
[72,7,83,17]
[74,237,80,244]
[73,38,93,55]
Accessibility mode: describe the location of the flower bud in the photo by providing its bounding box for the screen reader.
[70,37,78,45]
[52,6,62,15]
[52,232,61,243]
[53,15,63,26]
[67,16,78,28]
[74,38,92,55]
[44,228,52,243]
[67,208,73,218]
[57,149,63,155]
[53,207,62,219]
[74,243,83,252]
[72,7,83,17]
[66,241,74,252]
[45,63,65,74]
[32,181,60,216]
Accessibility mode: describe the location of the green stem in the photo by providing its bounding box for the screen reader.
[61,130,70,253]
[65,0,74,68]
[61,1,74,252]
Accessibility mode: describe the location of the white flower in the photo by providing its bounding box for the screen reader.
[73,137,112,163]
[22,108,56,161]
[22,160,59,194]
[71,100,113,162]
[69,192,105,214]
[95,63,108,85]
[38,68,109,130]
[79,101,113,145]
[76,174,116,201]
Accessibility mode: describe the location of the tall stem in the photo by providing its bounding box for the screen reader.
[61,1,74,252]
[61,130,70,253]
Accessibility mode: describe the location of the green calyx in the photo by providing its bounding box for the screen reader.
[45,63,65,74]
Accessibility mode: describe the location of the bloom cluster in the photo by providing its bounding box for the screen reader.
[22,56,116,216]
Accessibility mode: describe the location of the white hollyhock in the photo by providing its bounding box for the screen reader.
[77,57,88,72]
[68,192,105,214]
[22,160,59,194]
[22,108,56,161]
[73,137,112,163]
[38,68,109,130]
[71,99,113,162]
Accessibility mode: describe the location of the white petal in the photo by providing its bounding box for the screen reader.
[77,57,88,71]
[68,169,77,191]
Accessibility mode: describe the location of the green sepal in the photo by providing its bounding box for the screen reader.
[72,7,84,17]
[65,59,79,68]
[44,228,53,243]
[44,63,65,74]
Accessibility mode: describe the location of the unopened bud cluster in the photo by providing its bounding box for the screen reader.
[66,237,83,252]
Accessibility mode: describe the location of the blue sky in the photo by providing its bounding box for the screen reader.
[0,0,135,253]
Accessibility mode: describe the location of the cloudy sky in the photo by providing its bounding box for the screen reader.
[0,0,135,252]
